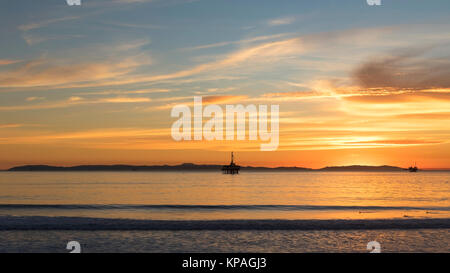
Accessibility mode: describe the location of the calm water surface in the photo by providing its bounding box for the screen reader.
[0,171,448,220]
[0,171,448,252]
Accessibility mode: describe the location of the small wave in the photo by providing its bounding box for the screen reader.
[0,216,449,230]
[0,204,448,211]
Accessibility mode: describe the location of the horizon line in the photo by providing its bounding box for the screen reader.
[3,163,450,172]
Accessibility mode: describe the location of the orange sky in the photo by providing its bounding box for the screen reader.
[0,2,449,169]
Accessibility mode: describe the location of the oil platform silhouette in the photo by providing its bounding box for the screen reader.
[408,162,418,172]
[222,152,241,174]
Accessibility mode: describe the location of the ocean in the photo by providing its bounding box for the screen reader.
[0,171,448,252]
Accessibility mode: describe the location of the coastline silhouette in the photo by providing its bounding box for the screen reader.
[6,164,442,172]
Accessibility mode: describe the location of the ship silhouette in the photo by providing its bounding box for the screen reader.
[408,162,418,172]
[222,152,241,174]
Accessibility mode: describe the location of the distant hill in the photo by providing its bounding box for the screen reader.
[7,163,221,172]
[319,165,406,172]
[243,166,312,172]
[7,164,408,172]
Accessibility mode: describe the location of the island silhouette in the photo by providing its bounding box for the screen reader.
[5,164,432,172]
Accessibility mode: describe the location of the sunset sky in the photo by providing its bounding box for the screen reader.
[0,0,449,169]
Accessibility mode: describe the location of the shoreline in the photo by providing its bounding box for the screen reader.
[1,216,449,231]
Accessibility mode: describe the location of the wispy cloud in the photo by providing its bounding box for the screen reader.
[394,112,450,119]
[0,60,134,88]
[0,52,151,88]
[100,97,152,103]
[18,16,80,31]
[0,127,169,145]
[344,139,443,145]
[182,33,292,51]
[102,21,162,30]
[0,59,21,66]
[194,87,235,95]
[267,16,296,26]
[0,124,23,129]
[23,33,84,46]
[115,38,151,51]
[154,95,248,110]
[0,26,413,89]
[76,88,172,96]
[26,96,45,102]
[0,96,151,111]
[263,87,450,103]
[59,37,305,89]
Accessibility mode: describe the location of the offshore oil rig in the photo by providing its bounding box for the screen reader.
[222,152,241,174]
[408,162,418,172]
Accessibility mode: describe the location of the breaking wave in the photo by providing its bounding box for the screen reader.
[0,216,449,230]
[0,204,448,211]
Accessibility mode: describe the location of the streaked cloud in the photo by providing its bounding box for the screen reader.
[0,124,23,129]
[263,88,450,103]
[18,16,80,31]
[26,96,45,101]
[76,88,172,96]
[102,21,162,30]
[0,26,426,89]
[182,33,292,51]
[0,54,150,88]
[344,139,443,145]
[267,16,296,26]
[154,95,248,110]
[394,112,450,119]
[63,37,305,89]
[0,96,151,111]
[0,59,21,66]
[0,127,169,145]
[23,33,84,46]
[101,97,151,103]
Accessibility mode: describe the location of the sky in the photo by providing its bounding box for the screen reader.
[0,0,450,169]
